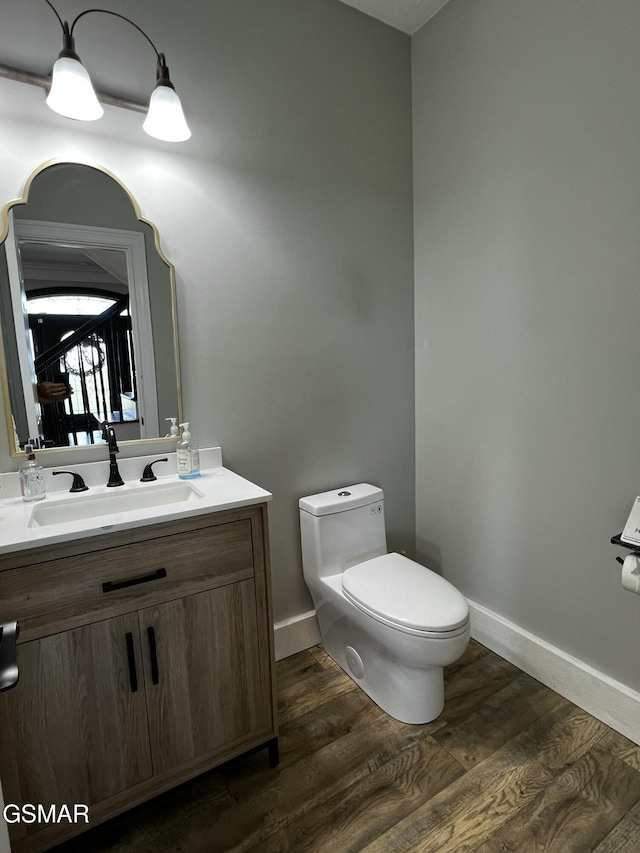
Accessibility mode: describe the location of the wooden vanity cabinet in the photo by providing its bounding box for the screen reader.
[0,503,277,853]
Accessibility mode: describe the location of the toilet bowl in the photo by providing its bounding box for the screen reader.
[299,484,470,724]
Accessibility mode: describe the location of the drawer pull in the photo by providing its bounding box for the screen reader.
[102,568,167,593]
[147,626,160,685]
[125,632,138,693]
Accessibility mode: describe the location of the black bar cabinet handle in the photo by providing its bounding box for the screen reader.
[0,621,19,692]
[125,632,138,693]
[147,626,160,685]
[102,568,167,593]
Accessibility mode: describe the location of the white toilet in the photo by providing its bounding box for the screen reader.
[299,483,470,724]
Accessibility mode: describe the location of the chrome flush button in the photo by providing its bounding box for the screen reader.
[338,491,351,497]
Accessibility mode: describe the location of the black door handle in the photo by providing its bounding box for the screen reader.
[125,632,138,693]
[147,626,160,685]
[0,621,19,692]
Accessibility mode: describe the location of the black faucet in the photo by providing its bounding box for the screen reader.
[140,457,168,483]
[52,470,89,492]
[101,422,124,487]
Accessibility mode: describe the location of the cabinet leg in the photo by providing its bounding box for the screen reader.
[267,736,279,767]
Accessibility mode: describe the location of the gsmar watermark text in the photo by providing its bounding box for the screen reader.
[3,804,89,824]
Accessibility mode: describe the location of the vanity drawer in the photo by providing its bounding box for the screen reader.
[0,517,256,641]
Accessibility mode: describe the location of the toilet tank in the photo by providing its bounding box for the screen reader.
[299,484,387,580]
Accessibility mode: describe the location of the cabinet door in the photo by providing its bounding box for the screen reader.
[141,580,272,775]
[0,613,152,841]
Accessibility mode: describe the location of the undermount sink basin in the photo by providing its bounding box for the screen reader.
[28,480,205,528]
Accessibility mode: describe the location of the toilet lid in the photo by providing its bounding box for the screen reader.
[342,553,469,633]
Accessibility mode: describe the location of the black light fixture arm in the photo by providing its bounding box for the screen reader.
[69,9,161,63]
[43,0,65,33]
[43,2,76,57]
[44,1,169,78]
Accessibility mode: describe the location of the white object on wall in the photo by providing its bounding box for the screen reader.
[621,496,640,546]
[621,553,640,594]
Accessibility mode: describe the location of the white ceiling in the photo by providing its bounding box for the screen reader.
[336,0,451,34]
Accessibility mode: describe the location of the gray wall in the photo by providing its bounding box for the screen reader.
[413,0,640,690]
[0,0,414,623]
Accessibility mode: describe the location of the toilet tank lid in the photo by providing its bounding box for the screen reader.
[299,483,384,516]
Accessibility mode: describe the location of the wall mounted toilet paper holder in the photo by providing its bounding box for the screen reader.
[611,533,640,563]
[613,537,640,594]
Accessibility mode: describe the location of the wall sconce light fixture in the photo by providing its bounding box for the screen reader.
[0,1,191,142]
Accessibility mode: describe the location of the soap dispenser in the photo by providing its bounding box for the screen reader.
[19,444,46,502]
[165,417,179,437]
[177,422,200,479]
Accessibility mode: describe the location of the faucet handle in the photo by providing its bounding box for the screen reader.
[101,421,119,451]
[140,458,169,483]
[52,470,89,492]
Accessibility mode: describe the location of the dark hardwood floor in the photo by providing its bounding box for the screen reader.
[54,640,640,852]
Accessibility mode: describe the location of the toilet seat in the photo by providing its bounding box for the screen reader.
[342,553,469,638]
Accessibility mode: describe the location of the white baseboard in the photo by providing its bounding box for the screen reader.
[274,610,321,661]
[468,599,640,746]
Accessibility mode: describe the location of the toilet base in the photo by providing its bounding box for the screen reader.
[319,604,468,724]
[325,640,445,724]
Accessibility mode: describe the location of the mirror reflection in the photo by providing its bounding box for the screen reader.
[0,163,181,454]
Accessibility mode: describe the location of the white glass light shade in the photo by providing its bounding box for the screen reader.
[46,55,104,121]
[143,85,191,142]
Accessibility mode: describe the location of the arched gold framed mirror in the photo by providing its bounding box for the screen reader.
[0,160,182,456]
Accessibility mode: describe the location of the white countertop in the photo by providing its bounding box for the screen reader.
[0,448,271,555]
